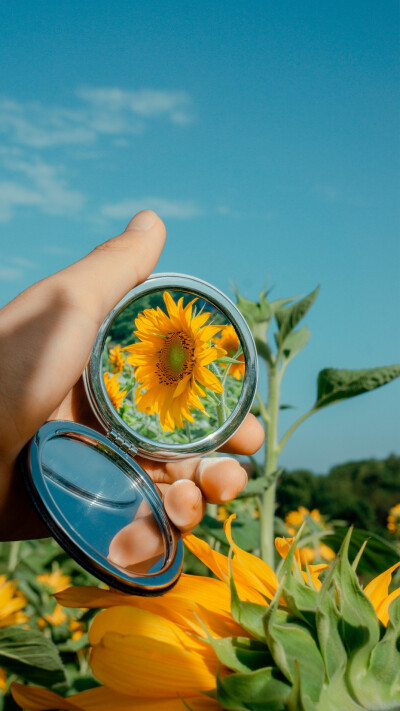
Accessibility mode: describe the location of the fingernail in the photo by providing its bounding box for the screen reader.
[126,209,157,231]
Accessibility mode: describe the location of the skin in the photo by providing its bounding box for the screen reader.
[0,210,265,550]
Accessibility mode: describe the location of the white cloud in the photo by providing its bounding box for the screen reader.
[0,87,193,150]
[41,245,72,256]
[101,198,203,220]
[0,159,85,221]
[8,256,38,268]
[0,266,24,281]
[77,87,192,123]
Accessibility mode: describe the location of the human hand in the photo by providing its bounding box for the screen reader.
[0,210,264,543]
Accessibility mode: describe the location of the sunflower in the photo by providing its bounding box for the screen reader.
[103,373,128,411]
[213,325,245,380]
[124,291,227,432]
[0,575,27,628]
[108,344,126,373]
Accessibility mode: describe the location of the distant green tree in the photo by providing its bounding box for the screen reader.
[276,454,400,537]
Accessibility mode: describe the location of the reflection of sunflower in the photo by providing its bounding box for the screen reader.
[124,292,227,432]
[213,325,245,380]
[104,373,127,410]
[108,344,125,373]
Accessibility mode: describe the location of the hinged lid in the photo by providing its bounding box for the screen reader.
[21,420,183,595]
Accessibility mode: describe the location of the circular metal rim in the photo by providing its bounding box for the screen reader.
[85,273,258,460]
[21,420,183,595]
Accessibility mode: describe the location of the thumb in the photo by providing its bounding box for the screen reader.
[0,211,166,451]
[56,209,166,324]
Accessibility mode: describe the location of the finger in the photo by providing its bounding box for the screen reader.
[163,480,205,533]
[218,413,265,454]
[194,457,248,504]
[0,211,166,452]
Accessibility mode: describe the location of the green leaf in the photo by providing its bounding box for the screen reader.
[207,636,274,674]
[279,326,311,362]
[275,287,319,348]
[321,528,400,576]
[216,667,291,711]
[254,338,274,366]
[235,478,270,499]
[314,364,400,410]
[0,626,66,686]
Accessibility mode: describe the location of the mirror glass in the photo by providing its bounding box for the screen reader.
[40,434,166,575]
[102,289,245,445]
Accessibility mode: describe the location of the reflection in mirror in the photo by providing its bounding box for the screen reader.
[102,289,245,445]
[40,436,166,575]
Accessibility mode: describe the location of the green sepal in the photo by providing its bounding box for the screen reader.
[315,558,347,681]
[352,596,400,709]
[230,568,268,641]
[263,579,325,703]
[284,660,316,711]
[216,666,291,711]
[206,635,274,674]
[317,670,364,711]
[321,528,400,576]
[334,528,380,655]
[332,529,382,705]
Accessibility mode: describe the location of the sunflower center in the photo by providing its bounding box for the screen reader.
[156,332,195,385]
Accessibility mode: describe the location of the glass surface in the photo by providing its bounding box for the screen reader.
[101,288,245,445]
[40,435,166,575]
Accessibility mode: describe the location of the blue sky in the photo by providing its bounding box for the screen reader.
[0,0,399,472]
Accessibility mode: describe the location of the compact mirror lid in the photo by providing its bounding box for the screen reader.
[21,421,183,595]
[85,273,258,461]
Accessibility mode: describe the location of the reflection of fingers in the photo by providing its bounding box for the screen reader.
[195,457,248,504]
[163,480,205,533]
[108,514,164,572]
[218,413,264,454]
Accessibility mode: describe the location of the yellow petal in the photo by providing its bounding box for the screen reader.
[57,575,242,640]
[90,632,217,698]
[224,516,279,601]
[11,683,220,711]
[275,537,301,566]
[364,562,400,611]
[184,531,272,604]
[89,606,203,652]
[375,586,400,626]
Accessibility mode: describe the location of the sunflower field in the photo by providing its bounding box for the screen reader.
[1,284,400,711]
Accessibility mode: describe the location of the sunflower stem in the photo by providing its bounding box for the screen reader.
[260,360,280,568]
[8,540,20,572]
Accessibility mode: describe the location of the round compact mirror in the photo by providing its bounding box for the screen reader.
[21,273,257,595]
[85,273,257,460]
